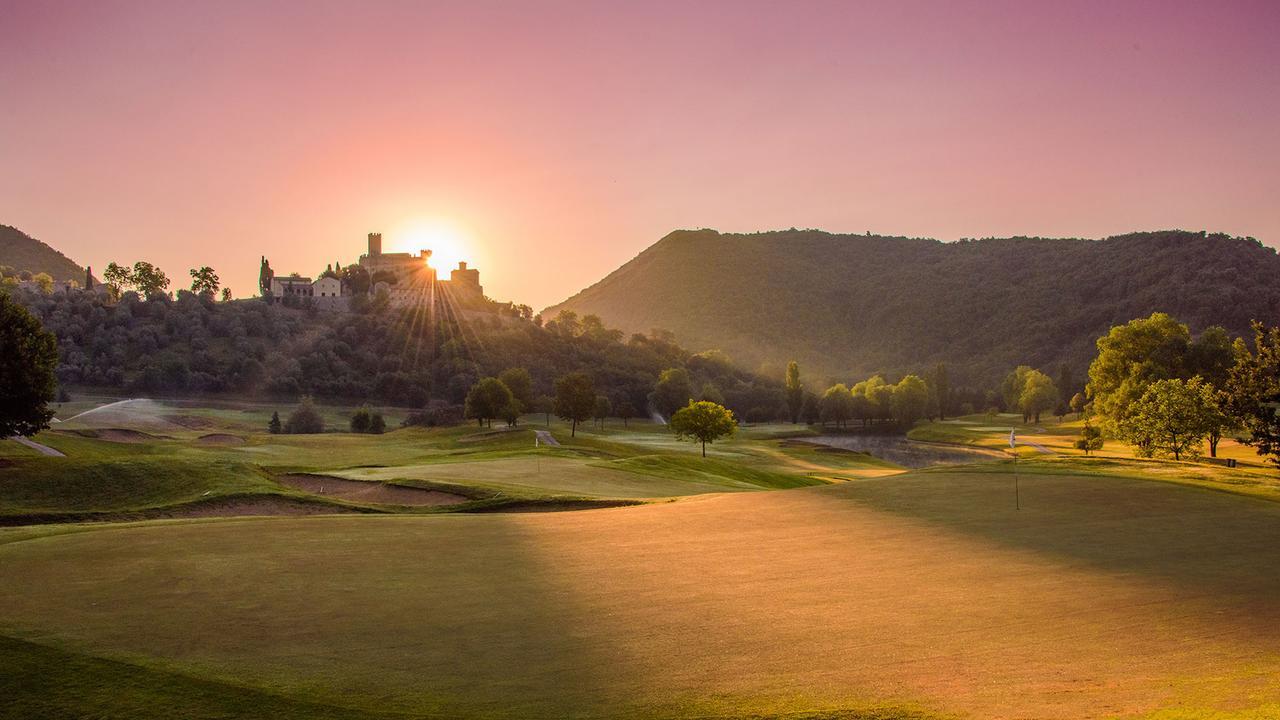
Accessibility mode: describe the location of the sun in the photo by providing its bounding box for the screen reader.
[393,218,471,273]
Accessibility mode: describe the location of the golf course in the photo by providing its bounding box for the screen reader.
[3,396,1280,720]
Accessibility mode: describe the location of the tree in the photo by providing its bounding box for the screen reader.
[1188,325,1237,457]
[220,287,232,302]
[1074,422,1104,455]
[369,412,386,434]
[0,290,59,436]
[554,372,596,437]
[1001,366,1034,414]
[800,392,820,425]
[103,262,133,300]
[131,261,170,297]
[189,266,220,298]
[284,397,325,434]
[465,377,514,428]
[1018,370,1058,424]
[1070,392,1087,419]
[616,399,637,428]
[1226,321,1280,469]
[784,361,804,424]
[891,374,930,428]
[650,367,692,419]
[350,406,373,433]
[268,411,282,434]
[698,382,725,405]
[669,400,737,457]
[32,272,53,293]
[819,384,853,428]
[927,362,949,420]
[593,395,612,429]
[498,367,534,424]
[1087,313,1191,434]
[1120,378,1217,460]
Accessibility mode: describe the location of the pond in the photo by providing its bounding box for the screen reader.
[806,434,1003,469]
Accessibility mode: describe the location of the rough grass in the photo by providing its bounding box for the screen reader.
[0,457,276,515]
[5,469,1280,719]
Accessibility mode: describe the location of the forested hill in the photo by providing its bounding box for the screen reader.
[546,229,1280,385]
[0,224,88,281]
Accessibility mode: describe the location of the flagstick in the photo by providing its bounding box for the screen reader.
[1013,450,1020,511]
[1010,429,1020,511]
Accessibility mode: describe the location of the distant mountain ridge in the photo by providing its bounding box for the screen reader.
[0,224,88,282]
[546,229,1280,385]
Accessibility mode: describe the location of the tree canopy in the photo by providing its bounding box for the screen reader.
[554,371,596,437]
[0,290,59,436]
[669,400,737,457]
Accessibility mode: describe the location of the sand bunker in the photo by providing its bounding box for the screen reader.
[143,497,362,519]
[196,433,246,445]
[276,474,469,506]
[85,428,168,444]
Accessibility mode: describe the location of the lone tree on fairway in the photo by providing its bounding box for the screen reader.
[670,400,737,457]
[784,361,804,424]
[1074,422,1104,455]
[0,290,59,437]
[465,377,514,428]
[554,371,596,437]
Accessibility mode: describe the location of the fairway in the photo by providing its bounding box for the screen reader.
[4,468,1280,719]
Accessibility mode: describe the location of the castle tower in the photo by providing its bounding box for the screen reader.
[368,232,382,257]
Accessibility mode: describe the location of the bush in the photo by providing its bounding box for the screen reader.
[284,397,324,434]
[402,402,464,428]
[350,405,386,434]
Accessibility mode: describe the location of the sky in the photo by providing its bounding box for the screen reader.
[2,0,1278,309]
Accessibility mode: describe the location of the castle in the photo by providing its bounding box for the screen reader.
[259,232,484,310]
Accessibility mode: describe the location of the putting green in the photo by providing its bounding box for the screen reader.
[334,455,804,498]
[4,469,1280,719]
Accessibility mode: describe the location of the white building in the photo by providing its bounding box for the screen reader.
[270,276,313,298]
[312,275,342,298]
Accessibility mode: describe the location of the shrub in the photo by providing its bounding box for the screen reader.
[284,397,324,434]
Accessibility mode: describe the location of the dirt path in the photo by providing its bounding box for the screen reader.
[7,436,65,457]
[535,430,560,447]
[276,474,469,506]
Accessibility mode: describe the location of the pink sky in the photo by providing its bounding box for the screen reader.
[2,0,1278,308]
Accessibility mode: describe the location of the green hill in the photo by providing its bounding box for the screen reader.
[0,224,88,282]
[546,229,1280,385]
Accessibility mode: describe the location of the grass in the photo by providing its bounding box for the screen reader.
[4,468,1280,718]
[0,457,276,515]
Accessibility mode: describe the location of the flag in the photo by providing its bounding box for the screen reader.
[1009,430,1016,449]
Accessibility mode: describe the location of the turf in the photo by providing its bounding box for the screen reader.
[4,470,1280,719]
[0,457,276,515]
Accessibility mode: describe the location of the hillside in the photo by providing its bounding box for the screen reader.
[0,224,87,282]
[546,229,1280,385]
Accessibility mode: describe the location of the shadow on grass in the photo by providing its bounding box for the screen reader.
[832,466,1280,612]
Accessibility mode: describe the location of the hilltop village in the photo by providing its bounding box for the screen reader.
[259,232,485,311]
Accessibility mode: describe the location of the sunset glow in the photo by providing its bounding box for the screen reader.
[393,218,473,273]
[2,0,1278,309]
